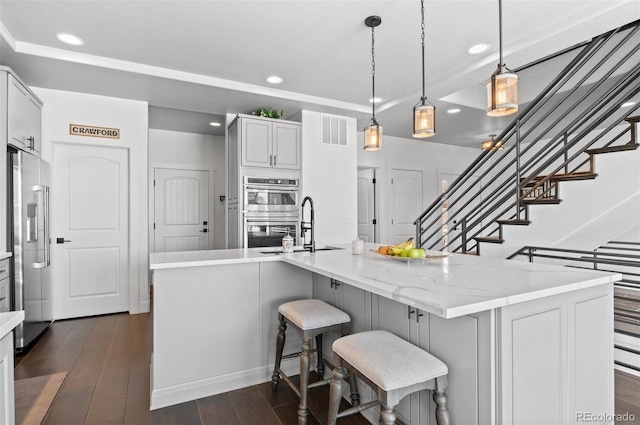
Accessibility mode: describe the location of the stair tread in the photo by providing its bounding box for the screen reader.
[474,236,504,244]
[585,143,639,155]
[462,251,478,255]
[550,172,598,181]
[496,219,531,225]
[625,116,640,124]
[522,198,562,205]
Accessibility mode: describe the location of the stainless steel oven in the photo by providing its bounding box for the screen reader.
[243,177,298,213]
[243,177,300,248]
[244,213,299,248]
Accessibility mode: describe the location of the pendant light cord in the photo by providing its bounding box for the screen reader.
[421,0,426,100]
[371,25,377,120]
[498,0,503,72]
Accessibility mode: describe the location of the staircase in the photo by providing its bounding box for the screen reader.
[415,20,640,255]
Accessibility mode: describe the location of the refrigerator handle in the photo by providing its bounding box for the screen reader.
[33,184,50,268]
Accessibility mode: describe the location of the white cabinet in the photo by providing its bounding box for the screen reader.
[227,120,239,203]
[230,115,301,170]
[0,259,9,313]
[371,296,492,425]
[6,73,42,154]
[227,203,240,249]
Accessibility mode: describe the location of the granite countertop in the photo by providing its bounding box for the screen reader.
[0,311,25,340]
[150,243,621,318]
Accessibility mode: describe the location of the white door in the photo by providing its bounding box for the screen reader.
[53,144,129,319]
[357,168,376,242]
[153,168,210,252]
[389,169,423,245]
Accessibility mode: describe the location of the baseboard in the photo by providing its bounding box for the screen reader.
[150,357,299,410]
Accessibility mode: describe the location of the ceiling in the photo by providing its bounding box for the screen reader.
[1,0,639,146]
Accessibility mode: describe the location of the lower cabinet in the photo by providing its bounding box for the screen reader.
[313,275,371,366]
[371,295,492,425]
[0,331,15,425]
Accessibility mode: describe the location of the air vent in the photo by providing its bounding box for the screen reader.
[321,114,347,146]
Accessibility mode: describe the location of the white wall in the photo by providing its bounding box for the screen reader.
[482,147,640,257]
[301,111,358,247]
[33,87,150,314]
[148,129,226,249]
[357,133,481,243]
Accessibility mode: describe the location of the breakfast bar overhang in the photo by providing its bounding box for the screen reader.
[149,245,620,425]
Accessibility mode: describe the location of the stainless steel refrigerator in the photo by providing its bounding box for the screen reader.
[7,147,52,352]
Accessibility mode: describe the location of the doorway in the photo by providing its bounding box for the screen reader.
[357,168,377,242]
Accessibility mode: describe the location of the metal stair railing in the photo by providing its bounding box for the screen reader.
[509,242,640,340]
[415,20,640,254]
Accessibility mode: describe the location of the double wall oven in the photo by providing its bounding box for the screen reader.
[243,177,299,248]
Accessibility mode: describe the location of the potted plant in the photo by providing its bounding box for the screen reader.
[254,108,283,119]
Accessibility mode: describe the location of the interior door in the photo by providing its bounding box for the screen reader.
[53,144,129,319]
[153,168,210,252]
[357,168,376,242]
[389,169,423,245]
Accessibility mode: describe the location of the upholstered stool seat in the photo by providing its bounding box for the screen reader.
[272,299,358,425]
[328,330,451,425]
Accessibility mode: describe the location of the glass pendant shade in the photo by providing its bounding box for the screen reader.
[487,71,519,116]
[413,101,435,138]
[363,120,383,151]
[482,138,503,151]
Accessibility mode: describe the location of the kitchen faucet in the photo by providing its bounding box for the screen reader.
[300,196,315,253]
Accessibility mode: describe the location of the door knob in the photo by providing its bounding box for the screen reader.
[199,229,208,233]
[56,237,71,244]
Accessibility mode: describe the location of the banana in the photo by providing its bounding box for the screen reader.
[394,237,414,250]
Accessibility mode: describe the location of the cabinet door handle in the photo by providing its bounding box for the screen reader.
[408,306,416,319]
[26,136,35,149]
[417,312,424,323]
[269,155,273,166]
[273,155,277,167]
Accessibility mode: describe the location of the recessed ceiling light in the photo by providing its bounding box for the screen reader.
[209,122,221,127]
[621,101,637,108]
[467,43,490,55]
[56,33,84,46]
[446,108,461,114]
[266,75,283,84]
[369,97,382,103]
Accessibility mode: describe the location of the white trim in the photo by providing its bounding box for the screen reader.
[150,357,299,410]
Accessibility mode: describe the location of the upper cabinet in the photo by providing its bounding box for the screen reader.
[236,115,301,170]
[5,72,43,155]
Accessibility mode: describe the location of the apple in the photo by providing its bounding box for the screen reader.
[408,248,427,258]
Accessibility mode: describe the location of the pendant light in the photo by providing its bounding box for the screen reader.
[412,0,435,138]
[481,134,504,151]
[364,15,383,151]
[486,0,518,117]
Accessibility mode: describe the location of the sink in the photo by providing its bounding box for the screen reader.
[260,247,343,255]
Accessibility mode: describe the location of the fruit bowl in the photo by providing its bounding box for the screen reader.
[369,249,449,263]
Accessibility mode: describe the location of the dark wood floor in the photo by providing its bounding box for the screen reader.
[13,313,368,425]
[13,312,640,425]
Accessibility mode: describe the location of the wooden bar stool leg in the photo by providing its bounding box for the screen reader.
[315,334,324,378]
[380,405,397,425]
[348,373,359,405]
[298,338,312,425]
[327,365,346,425]
[271,315,286,391]
[433,376,451,425]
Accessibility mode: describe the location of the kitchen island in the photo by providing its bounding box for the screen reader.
[150,245,620,424]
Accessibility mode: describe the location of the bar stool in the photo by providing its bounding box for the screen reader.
[272,299,359,425]
[327,330,451,425]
